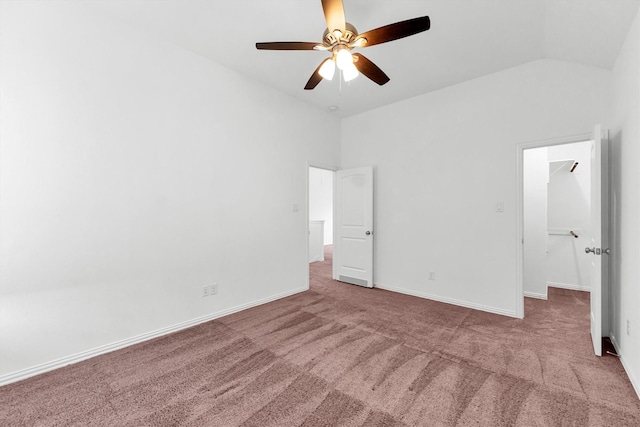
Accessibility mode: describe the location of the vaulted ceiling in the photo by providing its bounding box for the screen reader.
[86,0,639,117]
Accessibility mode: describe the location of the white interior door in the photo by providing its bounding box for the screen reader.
[334,166,373,288]
[588,124,609,356]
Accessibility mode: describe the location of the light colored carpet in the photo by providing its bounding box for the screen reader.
[1,245,639,426]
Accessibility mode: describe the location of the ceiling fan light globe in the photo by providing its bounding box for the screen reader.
[342,62,359,82]
[318,59,336,80]
[336,48,353,70]
[351,37,367,48]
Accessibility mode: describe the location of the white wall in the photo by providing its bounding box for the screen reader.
[608,8,640,395]
[309,167,333,245]
[523,147,548,299]
[341,59,610,316]
[546,142,592,291]
[0,1,340,380]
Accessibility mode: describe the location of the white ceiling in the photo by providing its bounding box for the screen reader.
[84,0,639,117]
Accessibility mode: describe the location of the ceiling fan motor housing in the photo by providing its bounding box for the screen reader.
[323,22,358,47]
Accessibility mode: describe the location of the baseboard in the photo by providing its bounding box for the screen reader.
[374,283,517,318]
[524,291,547,300]
[0,286,308,387]
[547,281,590,292]
[610,334,640,399]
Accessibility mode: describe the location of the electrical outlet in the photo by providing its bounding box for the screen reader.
[202,284,218,297]
[428,272,435,280]
[627,319,630,336]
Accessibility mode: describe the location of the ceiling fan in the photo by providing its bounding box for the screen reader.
[256,0,430,90]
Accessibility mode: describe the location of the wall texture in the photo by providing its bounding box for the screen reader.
[0,2,340,380]
[608,8,640,396]
[341,58,610,316]
[523,147,548,298]
[309,167,334,245]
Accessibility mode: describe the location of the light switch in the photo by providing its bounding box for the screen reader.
[292,203,300,213]
[496,202,504,213]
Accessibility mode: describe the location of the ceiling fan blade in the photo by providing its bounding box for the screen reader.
[256,42,320,50]
[321,0,346,34]
[357,16,430,47]
[353,54,390,86]
[304,61,326,90]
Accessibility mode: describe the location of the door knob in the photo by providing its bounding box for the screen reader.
[603,248,610,255]
[365,231,371,236]
[585,247,595,254]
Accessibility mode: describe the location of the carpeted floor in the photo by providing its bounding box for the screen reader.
[1,245,639,426]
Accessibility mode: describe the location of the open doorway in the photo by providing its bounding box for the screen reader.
[308,166,335,285]
[518,127,610,356]
[523,140,593,302]
[307,165,375,290]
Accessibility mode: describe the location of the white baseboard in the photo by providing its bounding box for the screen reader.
[610,334,640,400]
[547,281,590,292]
[524,283,590,301]
[0,286,308,387]
[524,291,548,300]
[374,283,517,318]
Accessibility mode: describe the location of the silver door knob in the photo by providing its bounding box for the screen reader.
[603,248,610,255]
[365,231,371,236]
[585,247,595,254]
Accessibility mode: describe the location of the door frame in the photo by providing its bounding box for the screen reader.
[306,162,338,290]
[516,132,592,318]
